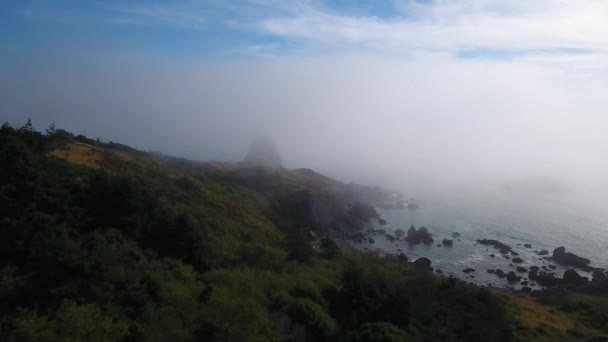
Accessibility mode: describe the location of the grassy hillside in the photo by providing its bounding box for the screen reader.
[0,122,606,341]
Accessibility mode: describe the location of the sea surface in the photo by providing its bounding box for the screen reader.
[347,189,608,290]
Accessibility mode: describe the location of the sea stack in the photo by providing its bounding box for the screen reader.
[242,137,282,169]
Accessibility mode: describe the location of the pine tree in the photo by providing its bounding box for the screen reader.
[20,118,33,132]
[46,122,56,135]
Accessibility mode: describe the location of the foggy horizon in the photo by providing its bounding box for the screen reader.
[2,0,608,216]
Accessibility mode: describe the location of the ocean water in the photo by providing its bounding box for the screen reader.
[348,190,608,289]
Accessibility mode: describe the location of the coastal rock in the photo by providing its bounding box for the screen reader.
[407,203,419,209]
[375,229,386,234]
[413,257,432,270]
[592,270,607,282]
[368,238,375,244]
[512,257,524,264]
[516,266,527,273]
[378,218,387,225]
[463,268,475,273]
[507,272,521,282]
[562,269,589,287]
[405,225,434,245]
[496,269,507,278]
[552,246,590,268]
[452,232,461,237]
[243,137,282,169]
[477,239,512,251]
[489,254,495,258]
[395,228,405,238]
[520,286,532,294]
[510,251,519,256]
[397,253,409,263]
[436,269,443,274]
[524,243,532,248]
[529,271,559,287]
[487,269,496,274]
[352,232,365,240]
[537,250,549,256]
[385,234,395,242]
[442,239,454,247]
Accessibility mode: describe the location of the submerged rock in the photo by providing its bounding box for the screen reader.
[442,239,453,247]
[524,243,532,248]
[463,268,476,273]
[477,239,512,251]
[385,234,395,242]
[512,257,524,264]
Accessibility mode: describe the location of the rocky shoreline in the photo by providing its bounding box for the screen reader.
[338,216,608,296]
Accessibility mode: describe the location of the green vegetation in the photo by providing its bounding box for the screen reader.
[0,121,605,341]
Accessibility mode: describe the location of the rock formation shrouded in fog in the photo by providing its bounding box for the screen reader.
[242,137,282,169]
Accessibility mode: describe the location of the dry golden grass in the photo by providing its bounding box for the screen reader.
[50,142,134,169]
[498,292,601,342]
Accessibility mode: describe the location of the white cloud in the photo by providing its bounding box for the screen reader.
[257,0,608,68]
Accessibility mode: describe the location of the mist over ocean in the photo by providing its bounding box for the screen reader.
[350,187,608,289]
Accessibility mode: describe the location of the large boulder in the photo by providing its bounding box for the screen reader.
[562,269,589,287]
[507,271,521,283]
[413,257,432,270]
[552,246,590,268]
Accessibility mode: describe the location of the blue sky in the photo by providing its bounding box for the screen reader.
[1,1,608,199]
[2,0,607,62]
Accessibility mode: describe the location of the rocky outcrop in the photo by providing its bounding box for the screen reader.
[397,253,409,263]
[413,257,432,270]
[552,246,590,268]
[477,239,512,252]
[406,226,434,245]
[507,271,521,282]
[242,137,282,169]
[562,269,589,287]
[529,270,559,287]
